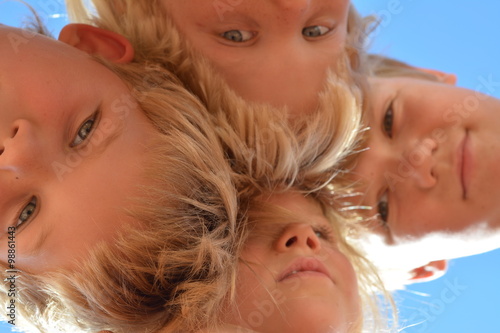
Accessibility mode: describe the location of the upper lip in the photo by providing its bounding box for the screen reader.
[277,257,332,282]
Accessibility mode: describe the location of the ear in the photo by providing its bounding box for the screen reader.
[58,24,134,63]
[408,260,448,283]
[416,67,458,85]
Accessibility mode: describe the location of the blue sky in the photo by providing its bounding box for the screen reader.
[1,1,500,332]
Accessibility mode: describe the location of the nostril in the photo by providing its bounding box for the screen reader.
[306,237,317,249]
[285,236,297,247]
[0,148,3,155]
[12,127,18,138]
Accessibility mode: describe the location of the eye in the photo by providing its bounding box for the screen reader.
[71,112,98,147]
[220,30,254,42]
[383,101,394,138]
[377,192,389,227]
[302,25,331,38]
[313,224,335,243]
[17,197,37,228]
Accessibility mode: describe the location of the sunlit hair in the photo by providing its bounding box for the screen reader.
[197,70,392,332]
[346,6,377,76]
[365,54,442,82]
[184,47,381,329]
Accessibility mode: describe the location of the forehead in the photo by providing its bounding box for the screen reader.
[264,192,324,217]
[0,25,89,68]
[164,0,350,15]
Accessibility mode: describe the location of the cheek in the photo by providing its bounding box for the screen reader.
[231,262,277,327]
[235,245,276,308]
[330,249,359,293]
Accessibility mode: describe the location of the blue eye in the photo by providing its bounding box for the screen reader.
[377,192,389,227]
[302,25,331,38]
[220,30,254,42]
[17,197,37,228]
[313,225,335,243]
[71,112,98,147]
[383,102,394,138]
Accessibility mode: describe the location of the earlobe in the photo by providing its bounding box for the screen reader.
[416,67,458,85]
[409,260,448,283]
[58,24,134,63]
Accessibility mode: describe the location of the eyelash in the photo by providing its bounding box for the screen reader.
[302,25,332,38]
[377,191,389,227]
[15,197,38,229]
[71,111,99,147]
[220,24,331,43]
[383,101,394,138]
[313,224,335,243]
[220,30,255,43]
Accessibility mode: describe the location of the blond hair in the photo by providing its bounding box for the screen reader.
[164,50,394,333]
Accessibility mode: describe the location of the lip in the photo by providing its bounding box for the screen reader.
[457,131,474,199]
[277,257,332,282]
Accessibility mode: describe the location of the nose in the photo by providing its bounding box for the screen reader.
[0,120,43,178]
[275,223,322,253]
[402,137,438,189]
[356,135,438,193]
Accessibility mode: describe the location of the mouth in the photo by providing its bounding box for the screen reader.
[457,131,473,199]
[277,257,332,282]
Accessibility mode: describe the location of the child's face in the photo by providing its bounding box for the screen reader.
[0,26,156,273]
[162,0,350,115]
[351,76,500,258]
[227,192,360,333]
